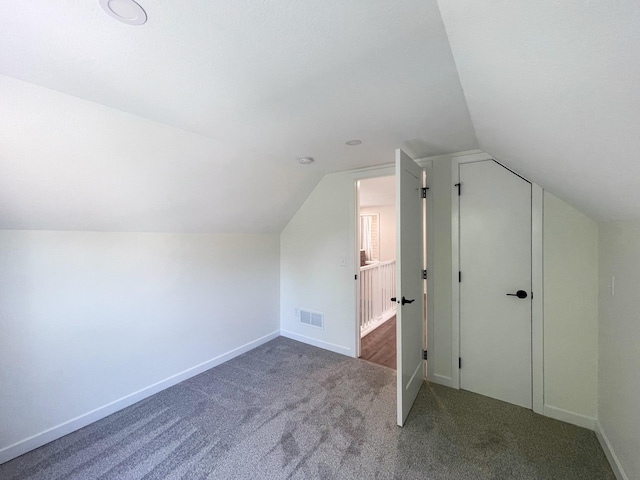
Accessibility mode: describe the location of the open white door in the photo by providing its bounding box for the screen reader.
[395,149,424,426]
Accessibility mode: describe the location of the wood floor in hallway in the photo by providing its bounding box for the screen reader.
[359,316,396,370]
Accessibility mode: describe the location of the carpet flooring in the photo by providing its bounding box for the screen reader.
[0,337,614,479]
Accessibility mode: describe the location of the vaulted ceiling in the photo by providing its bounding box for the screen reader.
[0,0,475,232]
[438,0,640,222]
[1,0,638,232]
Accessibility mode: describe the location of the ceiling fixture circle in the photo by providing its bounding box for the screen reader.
[297,157,314,165]
[345,139,362,146]
[99,0,147,25]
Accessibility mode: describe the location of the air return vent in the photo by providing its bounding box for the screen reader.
[300,309,324,329]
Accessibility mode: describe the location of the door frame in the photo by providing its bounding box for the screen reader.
[451,153,543,414]
[350,161,433,381]
[423,161,435,382]
[352,166,395,359]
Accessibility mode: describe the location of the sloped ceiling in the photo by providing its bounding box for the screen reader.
[437,0,640,222]
[0,0,477,233]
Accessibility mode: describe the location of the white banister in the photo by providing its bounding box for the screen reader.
[360,260,396,337]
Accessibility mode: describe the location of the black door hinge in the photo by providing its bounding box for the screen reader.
[455,183,461,196]
[422,269,427,280]
[422,187,429,198]
[458,271,462,282]
[459,357,462,369]
[423,350,428,360]
[355,274,358,280]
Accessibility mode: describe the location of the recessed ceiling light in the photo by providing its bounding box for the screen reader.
[345,139,362,146]
[298,157,314,165]
[99,0,147,25]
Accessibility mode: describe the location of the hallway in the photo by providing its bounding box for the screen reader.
[360,316,396,370]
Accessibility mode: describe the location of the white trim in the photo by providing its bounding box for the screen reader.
[531,184,544,414]
[346,149,485,174]
[429,374,454,388]
[595,421,630,480]
[449,151,494,165]
[424,160,435,381]
[542,405,596,430]
[354,178,361,357]
[417,149,486,166]
[0,330,281,465]
[451,157,461,388]
[350,165,396,180]
[280,330,353,357]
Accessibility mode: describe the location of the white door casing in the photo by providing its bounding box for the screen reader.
[458,160,533,409]
[396,149,425,426]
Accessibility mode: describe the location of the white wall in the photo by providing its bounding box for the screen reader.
[0,231,280,462]
[428,156,454,384]
[542,192,599,426]
[597,221,640,480]
[280,171,359,355]
[361,205,396,262]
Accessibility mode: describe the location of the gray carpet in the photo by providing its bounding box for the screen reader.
[0,337,614,479]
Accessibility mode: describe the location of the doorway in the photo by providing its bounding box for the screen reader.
[357,176,397,370]
[353,150,431,426]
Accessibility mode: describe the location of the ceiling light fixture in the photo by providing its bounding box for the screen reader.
[298,157,314,165]
[99,0,147,25]
[345,139,362,146]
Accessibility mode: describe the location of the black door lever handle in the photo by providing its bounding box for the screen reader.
[401,296,415,305]
[506,290,528,299]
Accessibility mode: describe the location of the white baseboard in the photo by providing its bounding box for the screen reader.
[0,330,280,465]
[542,404,596,430]
[428,374,455,388]
[280,329,353,357]
[595,421,630,480]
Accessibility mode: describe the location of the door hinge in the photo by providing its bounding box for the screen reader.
[458,271,462,282]
[423,350,428,360]
[422,187,429,198]
[422,269,427,280]
[455,183,461,196]
[355,274,358,280]
[459,357,462,369]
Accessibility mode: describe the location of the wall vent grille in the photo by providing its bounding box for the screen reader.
[300,309,324,329]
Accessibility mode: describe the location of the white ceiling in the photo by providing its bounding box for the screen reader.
[437,0,640,222]
[2,1,638,232]
[0,0,477,233]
